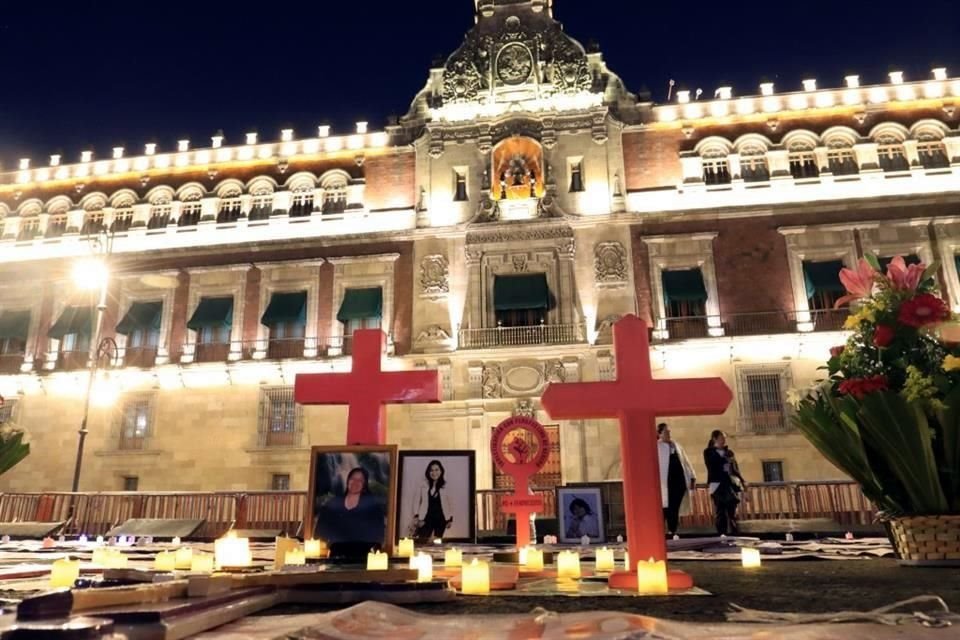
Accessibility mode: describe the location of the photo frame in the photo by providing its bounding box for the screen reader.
[396,450,477,543]
[556,485,606,544]
[307,445,398,557]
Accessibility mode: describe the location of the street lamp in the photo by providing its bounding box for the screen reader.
[70,230,116,493]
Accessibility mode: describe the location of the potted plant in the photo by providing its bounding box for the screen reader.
[793,255,960,566]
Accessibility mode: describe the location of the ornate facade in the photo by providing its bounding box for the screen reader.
[1,0,960,492]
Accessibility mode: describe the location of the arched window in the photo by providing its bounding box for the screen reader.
[491,137,544,200]
[738,143,769,182]
[216,190,243,224]
[699,145,731,185]
[17,204,41,241]
[322,178,348,214]
[45,202,69,239]
[289,185,315,218]
[178,198,202,227]
[111,204,135,233]
[787,140,819,179]
[917,133,950,169]
[876,133,909,172]
[248,183,275,221]
[824,138,858,176]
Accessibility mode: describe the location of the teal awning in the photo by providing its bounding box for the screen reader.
[261,291,307,326]
[187,297,233,331]
[48,305,93,339]
[493,274,553,311]
[803,260,845,299]
[337,288,382,323]
[662,269,707,305]
[116,301,162,335]
[0,310,30,340]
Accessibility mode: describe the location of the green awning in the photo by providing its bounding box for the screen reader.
[662,269,707,305]
[803,260,845,299]
[337,288,382,323]
[493,274,553,311]
[0,310,30,340]
[187,297,233,331]
[261,291,307,326]
[48,305,93,339]
[116,301,162,335]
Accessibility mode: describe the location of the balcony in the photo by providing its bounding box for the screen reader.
[123,347,158,368]
[652,309,848,343]
[0,353,24,374]
[193,342,230,364]
[458,323,585,349]
[182,337,343,365]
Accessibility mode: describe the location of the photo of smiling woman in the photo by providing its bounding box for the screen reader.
[397,451,476,543]
[308,445,398,558]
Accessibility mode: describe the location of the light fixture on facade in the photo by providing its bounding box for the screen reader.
[676,90,690,104]
[356,122,368,134]
[212,134,224,149]
[72,257,108,292]
[716,87,732,100]
[802,79,817,92]
[112,147,124,159]
[845,75,860,89]
[889,71,904,85]
[318,125,331,138]
[50,154,61,167]
[18,159,29,170]
[281,129,294,142]
[81,150,93,163]
[932,67,948,81]
[760,82,775,96]
[145,143,157,156]
[178,140,190,152]
[245,132,258,145]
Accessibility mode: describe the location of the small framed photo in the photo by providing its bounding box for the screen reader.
[396,451,476,543]
[556,486,605,544]
[307,445,398,557]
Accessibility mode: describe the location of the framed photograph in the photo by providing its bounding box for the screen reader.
[396,451,476,543]
[307,445,398,557]
[556,486,605,544]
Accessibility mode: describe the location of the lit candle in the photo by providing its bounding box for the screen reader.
[397,538,415,558]
[274,537,300,570]
[433,538,443,545]
[191,553,214,573]
[304,539,325,559]
[525,548,544,571]
[557,550,581,579]
[49,558,80,588]
[284,550,307,566]
[214,531,251,569]
[153,551,176,571]
[78,535,88,544]
[460,558,490,594]
[444,548,462,567]
[42,537,55,549]
[367,550,388,571]
[518,546,529,565]
[416,552,432,582]
[91,548,112,567]
[741,547,762,569]
[172,536,181,546]
[106,551,128,569]
[595,547,615,573]
[95,536,104,545]
[636,557,668,595]
[174,547,193,570]
[624,551,630,570]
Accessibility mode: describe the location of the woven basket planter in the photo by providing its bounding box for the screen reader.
[887,515,960,567]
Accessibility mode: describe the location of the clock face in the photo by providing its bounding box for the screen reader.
[496,43,534,86]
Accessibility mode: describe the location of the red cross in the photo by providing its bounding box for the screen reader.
[294,329,441,445]
[541,315,732,590]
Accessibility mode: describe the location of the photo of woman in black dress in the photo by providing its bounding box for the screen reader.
[409,459,453,543]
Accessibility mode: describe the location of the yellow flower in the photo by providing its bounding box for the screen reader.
[843,307,876,330]
[944,355,960,372]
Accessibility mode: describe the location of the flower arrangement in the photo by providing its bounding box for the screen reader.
[0,395,28,477]
[794,255,960,517]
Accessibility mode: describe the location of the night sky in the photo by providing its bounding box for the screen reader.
[0,0,957,166]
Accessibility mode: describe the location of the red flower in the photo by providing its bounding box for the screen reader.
[829,346,845,359]
[897,294,950,328]
[873,325,895,348]
[838,375,889,399]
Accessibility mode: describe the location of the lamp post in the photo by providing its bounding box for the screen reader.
[70,230,115,493]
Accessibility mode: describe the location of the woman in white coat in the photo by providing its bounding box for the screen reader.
[657,423,697,537]
[409,459,454,542]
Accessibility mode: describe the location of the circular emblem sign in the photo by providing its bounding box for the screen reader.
[496,43,534,86]
[490,415,550,475]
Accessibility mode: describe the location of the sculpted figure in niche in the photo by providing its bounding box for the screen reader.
[482,364,502,399]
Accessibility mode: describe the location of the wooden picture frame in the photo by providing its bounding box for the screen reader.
[396,450,477,544]
[307,444,399,556]
[556,485,606,544]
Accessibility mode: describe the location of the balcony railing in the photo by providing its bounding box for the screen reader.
[181,337,343,365]
[652,309,848,343]
[193,342,231,364]
[0,353,24,374]
[459,323,585,349]
[56,350,89,371]
[123,347,157,368]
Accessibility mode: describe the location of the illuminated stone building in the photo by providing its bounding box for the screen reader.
[1,0,960,494]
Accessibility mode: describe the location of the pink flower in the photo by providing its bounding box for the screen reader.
[885,256,925,292]
[898,293,950,328]
[829,346,845,359]
[872,324,895,348]
[834,259,878,308]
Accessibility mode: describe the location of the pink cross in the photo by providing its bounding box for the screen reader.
[541,315,732,590]
[294,329,441,445]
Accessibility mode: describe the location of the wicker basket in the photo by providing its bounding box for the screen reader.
[887,515,960,566]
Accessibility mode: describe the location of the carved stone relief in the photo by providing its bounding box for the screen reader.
[512,254,528,272]
[482,363,502,399]
[415,325,452,351]
[594,242,628,284]
[420,255,450,296]
[513,398,536,418]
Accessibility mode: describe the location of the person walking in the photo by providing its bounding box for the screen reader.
[657,423,697,537]
[703,430,746,536]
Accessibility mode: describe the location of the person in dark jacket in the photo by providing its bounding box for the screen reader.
[703,430,746,536]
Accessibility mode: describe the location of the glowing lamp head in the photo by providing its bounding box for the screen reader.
[760,82,775,96]
[845,75,860,88]
[802,79,817,92]
[281,128,294,142]
[933,67,948,81]
[178,140,190,152]
[889,71,904,85]
[73,258,108,291]
[112,147,124,159]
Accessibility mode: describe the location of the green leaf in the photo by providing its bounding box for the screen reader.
[864,253,881,271]
[921,261,940,284]
[0,432,29,476]
[934,386,960,510]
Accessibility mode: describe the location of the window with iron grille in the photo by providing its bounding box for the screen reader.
[178,201,202,227]
[0,398,20,425]
[762,460,785,483]
[117,395,154,450]
[272,473,291,491]
[827,147,859,175]
[258,387,303,447]
[736,365,793,434]
[123,476,139,491]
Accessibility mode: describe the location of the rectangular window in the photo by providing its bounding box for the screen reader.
[110,208,134,233]
[272,473,291,491]
[0,399,19,425]
[453,168,468,201]
[81,211,105,235]
[702,157,731,185]
[568,159,584,193]
[258,387,303,447]
[789,151,819,179]
[661,268,708,338]
[45,214,68,238]
[249,195,273,221]
[493,273,551,329]
[217,198,242,224]
[740,154,769,182]
[337,287,383,338]
[118,396,153,450]
[736,365,792,434]
[178,202,202,227]
[803,260,845,311]
[123,476,139,491]
[878,144,909,172]
[918,141,950,169]
[147,205,172,229]
[762,461,785,483]
[322,185,347,215]
[291,190,315,217]
[18,217,40,240]
[827,148,859,176]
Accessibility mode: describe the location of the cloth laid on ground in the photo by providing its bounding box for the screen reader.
[196,598,956,640]
[664,536,894,560]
